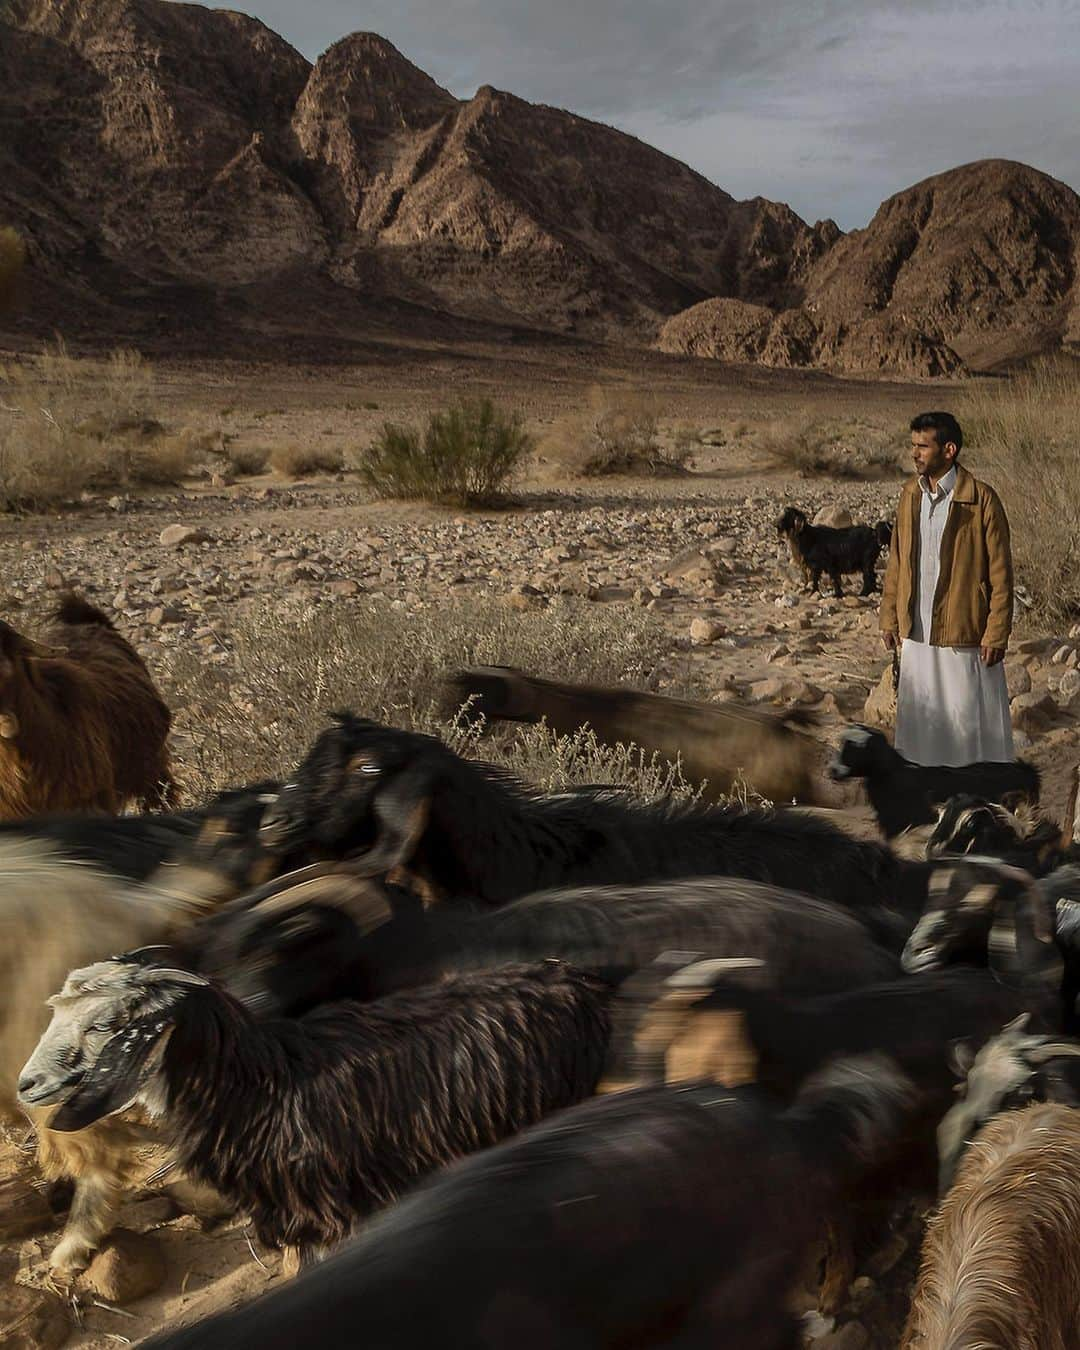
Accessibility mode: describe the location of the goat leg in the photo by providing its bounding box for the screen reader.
[47,1171,122,1281]
[830,573,844,600]
[818,1217,855,1316]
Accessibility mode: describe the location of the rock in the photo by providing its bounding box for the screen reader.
[0,1173,55,1239]
[0,1284,70,1350]
[766,643,789,662]
[775,592,800,609]
[748,676,821,705]
[1004,662,1032,699]
[160,524,211,548]
[1058,668,1080,704]
[504,585,548,611]
[862,665,896,727]
[812,506,853,528]
[44,566,68,589]
[1052,644,1075,665]
[690,617,727,644]
[1015,636,1057,655]
[83,1228,166,1305]
[327,579,362,597]
[1011,690,1057,734]
[146,604,186,627]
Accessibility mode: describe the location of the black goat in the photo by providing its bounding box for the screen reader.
[186,872,903,1018]
[139,1055,914,1350]
[936,1013,1080,1191]
[829,725,1040,839]
[776,506,884,598]
[875,519,893,550]
[927,793,1066,875]
[256,713,913,911]
[0,810,200,880]
[20,954,610,1264]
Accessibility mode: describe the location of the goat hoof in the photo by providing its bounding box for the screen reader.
[48,1238,94,1284]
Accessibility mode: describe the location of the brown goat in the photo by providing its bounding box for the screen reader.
[0,594,176,816]
[903,1102,1080,1349]
[445,667,821,804]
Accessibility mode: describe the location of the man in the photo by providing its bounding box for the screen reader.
[880,411,1014,767]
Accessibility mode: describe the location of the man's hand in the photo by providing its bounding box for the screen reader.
[882,632,898,652]
[980,646,1005,667]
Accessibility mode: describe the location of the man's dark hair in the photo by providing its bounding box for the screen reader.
[910,411,963,454]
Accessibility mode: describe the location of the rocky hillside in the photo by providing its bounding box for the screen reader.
[3,0,1078,373]
[659,161,1080,376]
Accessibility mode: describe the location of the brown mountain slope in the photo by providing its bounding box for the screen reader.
[659,161,1080,375]
[0,0,835,346]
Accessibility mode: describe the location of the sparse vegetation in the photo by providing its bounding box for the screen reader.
[542,387,692,477]
[270,443,344,478]
[162,593,688,799]
[959,358,1080,628]
[357,398,531,505]
[762,415,901,480]
[0,342,198,510]
[225,443,271,476]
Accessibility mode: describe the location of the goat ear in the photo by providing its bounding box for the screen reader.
[946,1038,976,1079]
[49,1017,171,1133]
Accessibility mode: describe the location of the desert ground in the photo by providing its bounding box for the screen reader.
[2,339,1079,1349]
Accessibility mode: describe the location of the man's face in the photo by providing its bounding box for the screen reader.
[911,429,956,480]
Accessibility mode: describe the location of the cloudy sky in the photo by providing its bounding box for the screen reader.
[223,0,1080,229]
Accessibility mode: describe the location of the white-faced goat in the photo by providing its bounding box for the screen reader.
[139,1055,915,1350]
[927,792,1068,875]
[903,1102,1080,1350]
[829,725,1040,839]
[19,953,612,1270]
[255,713,916,912]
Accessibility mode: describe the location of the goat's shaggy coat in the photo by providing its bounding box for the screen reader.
[41,959,611,1255]
[928,792,1067,875]
[0,595,176,817]
[829,724,1040,839]
[190,873,902,1018]
[903,1103,1080,1350]
[0,810,199,880]
[140,1057,914,1350]
[444,666,822,804]
[776,507,885,598]
[259,714,909,911]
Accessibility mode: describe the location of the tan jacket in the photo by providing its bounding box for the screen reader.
[879,464,1013,649]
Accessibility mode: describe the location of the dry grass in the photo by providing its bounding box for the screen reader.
[270,443,344,478]
[543,387,692,477]
[226,443,271,476]
[959,359,1080,630]
[161,593,693,800]
[0,342,199,510]
[357,399,532,506]
[761,415,901,480]
[0,227,26,312]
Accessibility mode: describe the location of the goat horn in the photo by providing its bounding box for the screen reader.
[665,957,767,991]
[0,712,18,739]
[1025,1042,1080,1063]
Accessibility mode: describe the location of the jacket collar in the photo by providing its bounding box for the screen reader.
[904,462,976,504]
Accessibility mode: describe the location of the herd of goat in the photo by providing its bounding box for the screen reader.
[4,593,1080,1348]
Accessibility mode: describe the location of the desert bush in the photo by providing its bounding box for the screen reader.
[0,341,197,510]
[226,443,271,476]
[542,388,690,477]
[357,398,531,506]
[762,416,901,480]
[270,443,344,478]
[0,227,26,311]
[161,593,683,799]
[958,359,1080,629]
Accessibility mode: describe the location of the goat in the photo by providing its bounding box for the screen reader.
[0,594,176,817]
[19,953,612,1267]
[603,957,1037,1314]
[829,724,1040,839]
[139,1055,914,1350]
[776,506,884,598]
[0,837,226,1275]
[875,519,893,551]
[927,792,1067,875]
[903,1102,1080,1350]
[186,871,903,1018]
[256,713,913,912]
[936,1013,1080,1192]
[0,810,200,880]
[445,667,822,805]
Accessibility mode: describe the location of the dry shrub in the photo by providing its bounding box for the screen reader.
[958,359,1080,629]
[543,387,690,477]
[270,443,344,478]
[0,342,197,510]
[762,415,901,480]
[226,443,271,476]
[0,227,26,312]
[357,399,531,506]
[161,593,681,799]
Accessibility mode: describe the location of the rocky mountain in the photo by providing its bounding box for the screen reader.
[659,161,1080,376]
[2,0,1078,373]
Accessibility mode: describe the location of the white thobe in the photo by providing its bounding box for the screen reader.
[895,465,1014,766]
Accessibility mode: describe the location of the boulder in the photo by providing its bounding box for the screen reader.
[1004,662,1032,699]
[862,666,896,727]
[690,617,727,644]
[159,524,211,548]
[83,1228,166,1305]
[1011,690,1057,734]
[812,506,853,529]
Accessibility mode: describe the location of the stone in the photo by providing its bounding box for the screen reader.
[812,505,853,528]
[159,524,211,548]
[83,1228,166,1304]
[0,1283,70,1350]
[1004,662,1032,699]
[327,579,362,597]
[1011,690,1057,734]
[775,592,800,608]
[44,566,67,589]
[146,604,185,627]
[1058,668,1080,704]
[1052,644,1075,665]
[863,665,897,727]
[690,617,727,644]
[1015,636,1056,655]
[0,1173,54,1239]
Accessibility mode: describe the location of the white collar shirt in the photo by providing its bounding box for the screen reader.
[911,465,958,642]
